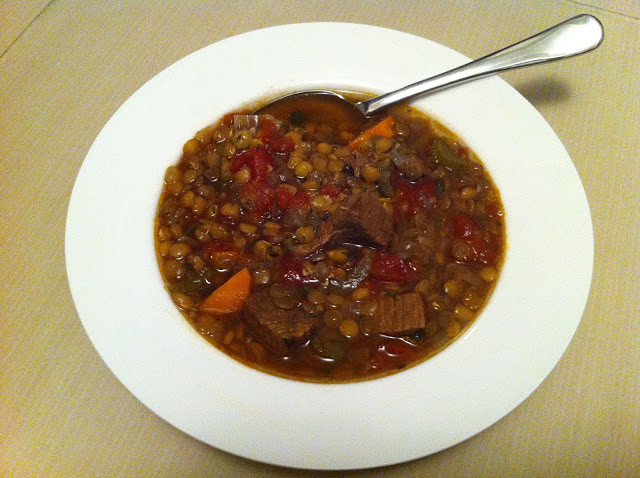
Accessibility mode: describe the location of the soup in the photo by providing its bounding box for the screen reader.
[155,96,505,382]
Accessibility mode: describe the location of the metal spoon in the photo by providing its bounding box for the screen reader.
[256,14,603,126]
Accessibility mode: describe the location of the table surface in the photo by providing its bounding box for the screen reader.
[2,1,639,476]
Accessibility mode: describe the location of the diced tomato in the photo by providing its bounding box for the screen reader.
[452,213,478,239]
[249,146,274,182]
[240,181,276,218]
[394,180,437,219]
[258,120,295,153]
[229,155,247,173]
[275,186,309,210]
[275,185,294,208]
[467,235,498,265]
[230,145,275,182]
[451,213,499,265]
[370,251,421,283]
[287,191,309,209]
[370,339,415,369]
[415,179,437,199]
[320,184,341,198]
[278,255,306,286]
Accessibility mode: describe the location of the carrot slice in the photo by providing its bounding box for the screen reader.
[199,267,252,314]
[347,116,395,150]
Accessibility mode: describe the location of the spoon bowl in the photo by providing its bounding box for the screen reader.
[256,89,366,130]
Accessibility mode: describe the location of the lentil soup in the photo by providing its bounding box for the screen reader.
[155,96,505,382]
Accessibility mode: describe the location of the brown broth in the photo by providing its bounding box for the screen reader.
[154,94,505,382]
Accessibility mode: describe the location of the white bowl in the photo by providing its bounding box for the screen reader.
[65,23,593,470]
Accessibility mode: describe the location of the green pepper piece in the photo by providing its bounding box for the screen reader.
[432,137,465,170]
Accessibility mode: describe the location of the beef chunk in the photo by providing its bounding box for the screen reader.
[291,191,393,256]
[243,291,317,356]
[338,191,393,248]
[360,292,426,335]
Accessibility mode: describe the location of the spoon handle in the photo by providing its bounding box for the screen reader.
[357,14,603,116]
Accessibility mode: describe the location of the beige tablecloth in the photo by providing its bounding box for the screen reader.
[2,1,639,476]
